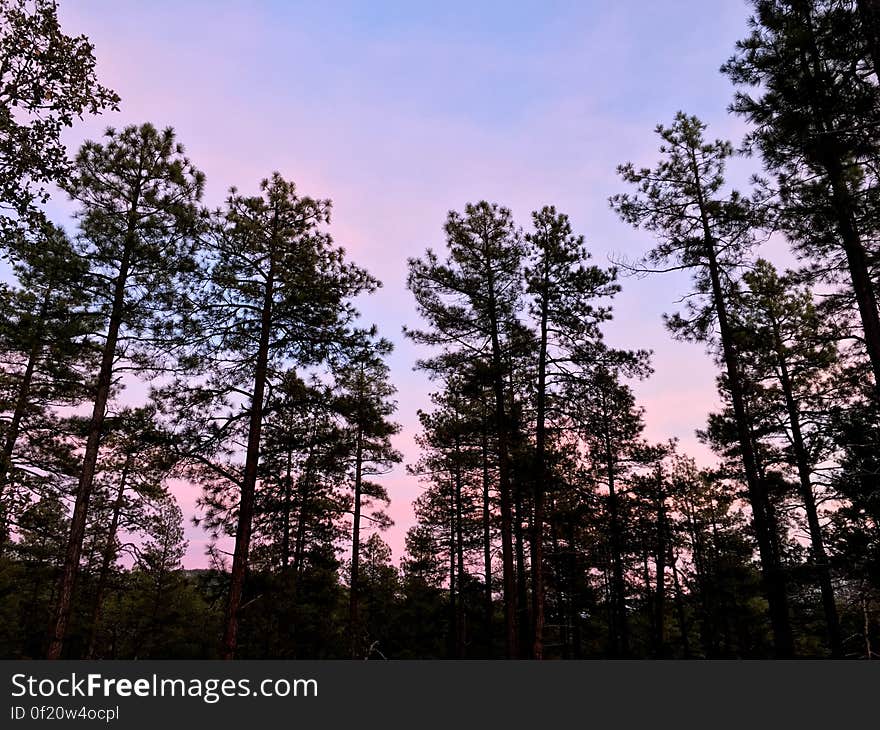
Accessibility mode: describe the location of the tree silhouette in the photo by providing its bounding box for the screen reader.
[612,113,794,656]
[47,124,204,659]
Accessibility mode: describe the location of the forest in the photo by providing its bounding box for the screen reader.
[1,0,880,660]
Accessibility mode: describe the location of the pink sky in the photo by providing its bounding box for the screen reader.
[41,0,799,566]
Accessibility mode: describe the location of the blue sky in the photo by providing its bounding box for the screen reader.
[47,0,781,564]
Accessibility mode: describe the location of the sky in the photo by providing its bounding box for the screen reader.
[45,0,786,566]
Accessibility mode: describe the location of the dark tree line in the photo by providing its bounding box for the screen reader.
[1,0,880,659]
[402,0,880,659]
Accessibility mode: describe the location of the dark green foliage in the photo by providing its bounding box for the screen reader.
[723,0,880,393]
[0,0,118,234]
[0,223,95,543]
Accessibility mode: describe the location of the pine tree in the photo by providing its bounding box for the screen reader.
[401,525,446,589]
[10,493,69,655]
[409,377,487,658]
[612,112,795,656]
[165,173,376,658]
[333,329,401,658]
[398,525,448,658]
[723,0,880,397]
[670,460,767,657]
[82,405,175,658]
[522,205,619,658]
[46,124,204,659]
[729,259,844,654]
[629,441,678,657]
[568,366,645,656]
[406,201,524,657]
[355,532,399,659]
[127,497,189,658]
[252,372,347,579]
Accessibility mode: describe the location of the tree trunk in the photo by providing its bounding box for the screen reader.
[641,543,653,643]
[480,421,493,657]
[685,494,717,657]
[825,158,880,397]
[708,497,737,656]
[220,246,277,660]
[485,270,518,658]
[282,442,293,571]
[671,556,691,659]
[654,466,668,657]
[531,283,550,659]
[448,473,457,658]
[513,475,531,659]
[605,434,629,656]
[349,422,364,659]
[453,436,466,658]
[291,432,317,591]
[547,502,568,659]
[144,537,172,658]
[564,518,583,658]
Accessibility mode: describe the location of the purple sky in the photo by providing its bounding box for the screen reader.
[45,0,791,566]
